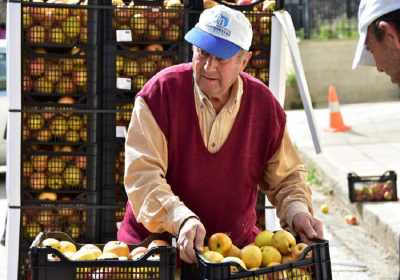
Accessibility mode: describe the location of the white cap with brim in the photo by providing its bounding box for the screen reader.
[184,5,253,60]
[352,0,400,69]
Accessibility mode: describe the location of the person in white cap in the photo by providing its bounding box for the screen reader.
[353,0,400,85]
[118,4,323,266]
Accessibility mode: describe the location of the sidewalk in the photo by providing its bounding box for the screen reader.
[286,101,400,259]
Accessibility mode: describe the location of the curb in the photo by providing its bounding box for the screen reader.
[299,148,400,260]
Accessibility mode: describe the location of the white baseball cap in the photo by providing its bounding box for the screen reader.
[184,5,253,60]
[352,0,400,69]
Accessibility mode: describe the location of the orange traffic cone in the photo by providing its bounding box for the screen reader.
[326,85,351,132]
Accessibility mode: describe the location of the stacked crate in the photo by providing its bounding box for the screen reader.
[100,0,185,241]
[7,1,101,279]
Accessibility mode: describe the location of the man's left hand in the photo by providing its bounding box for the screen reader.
[292,212,323,244]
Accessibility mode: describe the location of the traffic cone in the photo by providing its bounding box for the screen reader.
[326,85,351,132]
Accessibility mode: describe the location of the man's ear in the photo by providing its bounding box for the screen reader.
[240,51,252,71]
[378,21,400,49]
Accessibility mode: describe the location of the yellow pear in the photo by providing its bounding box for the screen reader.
[225,244,241,258]
[42,238,60,250]
[255,230,274,247]
[201,250,224,263]
[271,230,296,255]
[260,246,282,267]
[241,245,262,269]
[59,241,77,254]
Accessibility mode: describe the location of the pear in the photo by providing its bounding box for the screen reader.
[255,230,274,247]
[271,230,296,255]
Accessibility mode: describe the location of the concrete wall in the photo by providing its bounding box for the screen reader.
[289,39,399,108]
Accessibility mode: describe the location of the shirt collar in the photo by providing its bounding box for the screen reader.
[193,76,244,114]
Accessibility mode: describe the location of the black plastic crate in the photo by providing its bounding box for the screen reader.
[22,2,91,48]
[21,205,97,243]
[22,50,94,105]
[196,240,332,280]
[113,45,181,93]
[99,205,127,242]
[245,50,269,85]
[21,144,97,204]
[18,243,32,280]
[101,101,133,139]
[29,231,176,280]
[112,2,184,44]
[348,170,398,203]
[22,106,97,145]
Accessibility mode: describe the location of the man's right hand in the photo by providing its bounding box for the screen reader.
[177,217,206,263]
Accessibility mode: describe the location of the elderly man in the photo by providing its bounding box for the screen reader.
[118,4,323,265]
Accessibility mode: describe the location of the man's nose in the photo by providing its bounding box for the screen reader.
[204,55,218,71]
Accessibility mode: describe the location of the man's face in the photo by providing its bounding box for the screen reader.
[366,24,400,85]
[192,47,251,98]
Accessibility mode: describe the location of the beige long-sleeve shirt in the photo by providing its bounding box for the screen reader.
[124,76,313,237]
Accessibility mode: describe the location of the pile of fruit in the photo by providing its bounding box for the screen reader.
[23,110,88,143]
[23,151,87,193]
[23,3,88,46]
[199,230,313,279]
[23,208,87,240]
[116,103,134,127]
[23,51,87,97]
[353,180,396,202]
[112,0,183,42]
[116,44,177,91]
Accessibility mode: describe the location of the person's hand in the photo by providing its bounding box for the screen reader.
[177,217,206,263]
[292,212,323,244]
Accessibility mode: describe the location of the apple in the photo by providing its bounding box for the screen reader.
[141,60,157,77]
[345,214,358,225]
[49,27,65,44]
[271,230,296,255]
[63,165,82,187]
[23,160,33,178]
[62,16,81,40]
[29,57,45,76]
[259,16,271,35]
[146,24,161,40]
[208,232,232,255]
[103,241,130,257]
[255,230,273,247]
[56,76,76,95]
[37,209,55,226]
[241,245,262,269]
[45,63,62,83]
[130,13,148,37]
[281,254,295,264]
[260,245,281,267]
[164,24,180,41]
[30,172,47,190]
[73,244,102,260]
[31,154,48,171]
[72,68,87,87]
[27,25,46,44]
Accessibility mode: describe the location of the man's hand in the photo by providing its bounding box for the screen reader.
[177,217,206,263]
[292,212,323,244]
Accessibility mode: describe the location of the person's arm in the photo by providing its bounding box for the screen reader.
[260,128,323,242]
[124,96,198,236]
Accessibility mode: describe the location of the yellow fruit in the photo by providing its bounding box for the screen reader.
[260,246,281,267]
[98,252,119,259]
[225,244,241,258]
[292,243,311,259]
[208,232,232,255]
[103,241,130,257]
[320,203,329,214]
[255,230,274,247]
[271,230,296,255]
[73,244,102,260]
[42,238,60,250]
[59,241,77,254]
[241,245,262,269]
[201,251,224,263]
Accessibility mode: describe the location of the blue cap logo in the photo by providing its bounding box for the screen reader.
[216,14,229,27]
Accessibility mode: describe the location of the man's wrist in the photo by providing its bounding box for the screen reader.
[177,215,199,237]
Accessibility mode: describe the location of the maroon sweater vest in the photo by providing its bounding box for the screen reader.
[118,63,286,247]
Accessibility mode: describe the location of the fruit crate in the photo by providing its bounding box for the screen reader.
[113,45,181,94]
[22,106,96,145]
[22,50,94,106]
[99,205,127,242]
[112,0,184,44]
[348,170,398,203]
[101,100,133,139]
[196,239,332,280]
[18,242,32,280]
[21,144,97,204]
[29,231,177,280]
[21,206,97,243]
[21,1,92,48]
